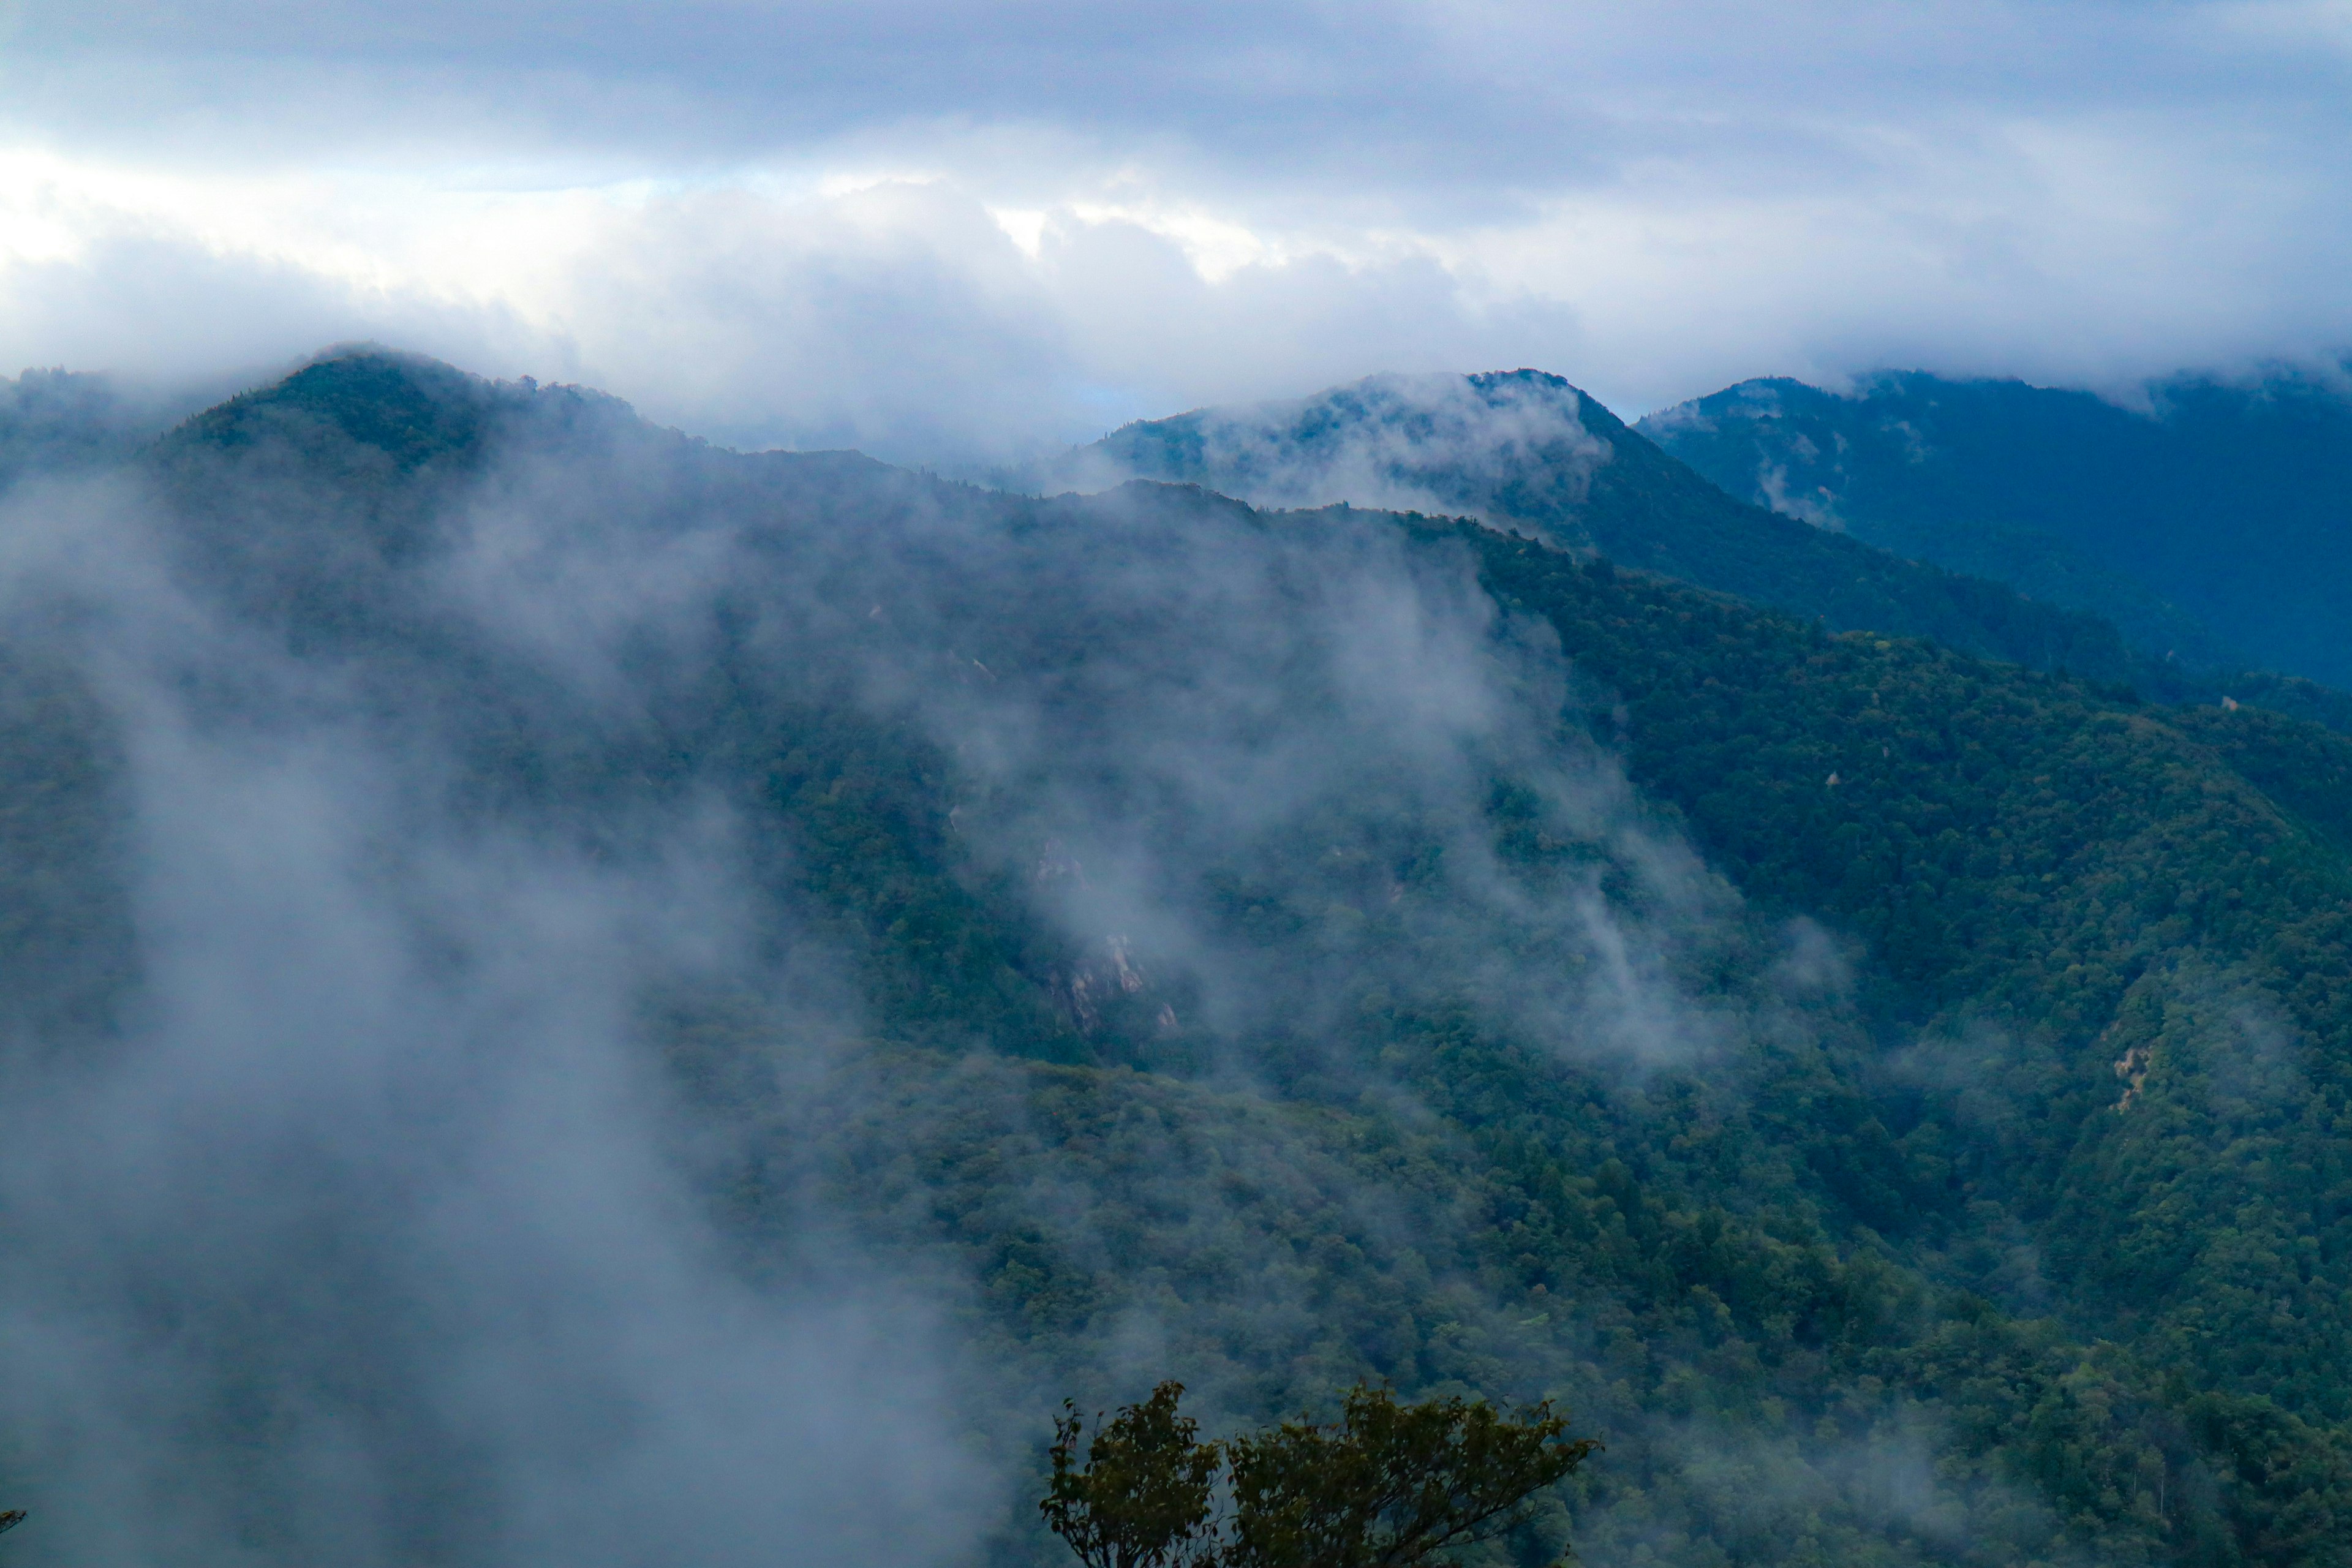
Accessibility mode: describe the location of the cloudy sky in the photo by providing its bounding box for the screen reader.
[2,0,2348,461]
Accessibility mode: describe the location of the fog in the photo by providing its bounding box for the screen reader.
[0,358,1950,1561]
[0,467,990,1564]
[1036,372,1613,547]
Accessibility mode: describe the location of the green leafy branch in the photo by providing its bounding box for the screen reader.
[1043,1382,1597,1568]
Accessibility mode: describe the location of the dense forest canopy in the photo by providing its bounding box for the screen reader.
[0,350,2345,1567]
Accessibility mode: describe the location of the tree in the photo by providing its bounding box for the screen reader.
[1042,1382,1224,1568]
[1042,1382,1597,1568]
[1224,1385,1596,1568]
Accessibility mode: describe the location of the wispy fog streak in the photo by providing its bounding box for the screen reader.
[0,478,987,1566]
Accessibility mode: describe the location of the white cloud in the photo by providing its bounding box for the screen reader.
[0,1,2345,457]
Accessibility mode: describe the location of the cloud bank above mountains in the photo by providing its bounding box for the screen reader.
[3,0,2348,461]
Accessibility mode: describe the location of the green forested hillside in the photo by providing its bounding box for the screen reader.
[1445,525,2352,1412]
[2,352,2349,1567]
[706,499,2352,1564]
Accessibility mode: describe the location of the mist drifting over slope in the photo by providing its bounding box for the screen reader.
[0,458,992,1564]
[0,353,1932,1564]
[1039,372,1613,537]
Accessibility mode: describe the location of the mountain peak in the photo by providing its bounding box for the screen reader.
[1050,366,2154,688]
[163,347,643,477]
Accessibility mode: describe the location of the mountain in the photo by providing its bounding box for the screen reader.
[1,350,2350,1566]
[1637,367,2352,690]
[1046,371,2155,692]
[1052,369,2352,735]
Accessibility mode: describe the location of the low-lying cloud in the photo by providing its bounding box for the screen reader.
[4,3,2350,463]
[0,470,992,1566]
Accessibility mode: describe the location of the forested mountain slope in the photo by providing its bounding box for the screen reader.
[1049,371,2146,688]
[1638,368,2352,689]
[0,352,2348,1567]
[1046,371,2352,736]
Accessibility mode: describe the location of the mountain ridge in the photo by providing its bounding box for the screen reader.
[1057,368,2352,736]
[1639,365,2352,689]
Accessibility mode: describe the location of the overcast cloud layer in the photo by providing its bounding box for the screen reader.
[2,0,2349,461]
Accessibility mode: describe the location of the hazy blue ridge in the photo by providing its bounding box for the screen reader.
[0,370,153,492]
[1041,369,2174,689]
[1041,366,2352,734]
[1637,367,2352,690]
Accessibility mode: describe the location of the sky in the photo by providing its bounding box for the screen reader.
[2,0,2349,461]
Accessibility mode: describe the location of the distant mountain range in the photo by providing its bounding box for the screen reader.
[1047,370,2141,680]
[1047,366,2352,731]
[1638,366,2352,690]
